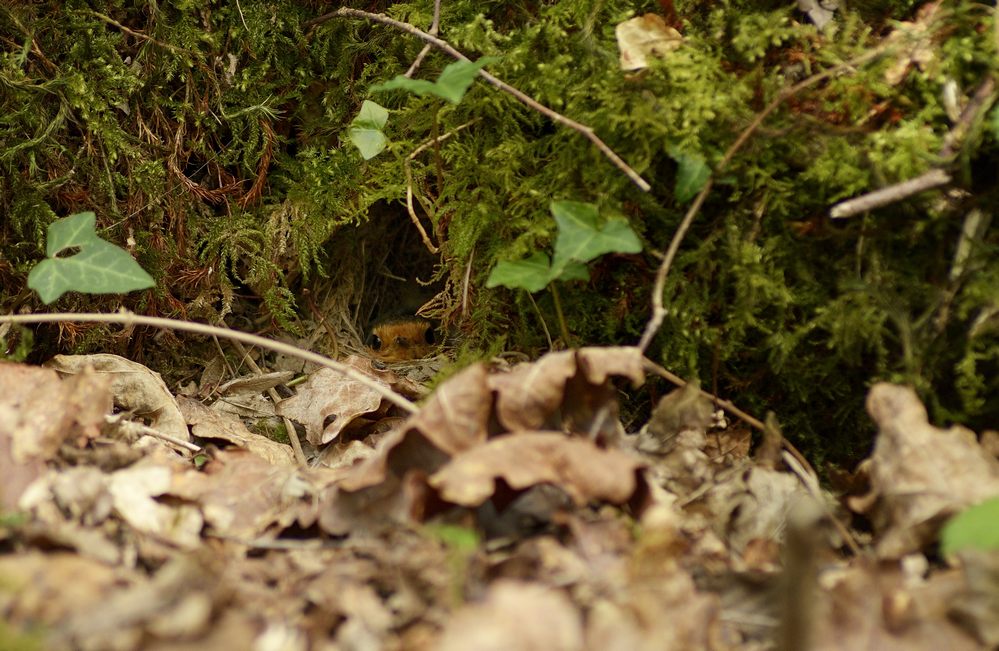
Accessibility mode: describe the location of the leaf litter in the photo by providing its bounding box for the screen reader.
[1,348,997,650]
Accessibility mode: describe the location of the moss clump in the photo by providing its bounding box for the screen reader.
[2,1,997,465]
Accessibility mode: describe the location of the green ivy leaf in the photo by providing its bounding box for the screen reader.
[27,212,155,304]
[672,151,710,204]
[371,57,499,105]
[940,497,999,556]
[550,200,641,275]
[557,260,590,282]
[485,251,553,293]
[347,100,389,159]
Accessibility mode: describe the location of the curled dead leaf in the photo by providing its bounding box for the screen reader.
[430,431,645,507]
[850,383,999,558]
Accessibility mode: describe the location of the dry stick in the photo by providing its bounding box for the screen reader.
[638,44,893,352]
[84,10,197,56]
[404,120,479,254]
[829,169,952,219]
[830,75,997,219]
[0,312,418,414]
[229,338,308,467]
[405,0,443,78]
[642,357,817,480]
[305,8,651,192]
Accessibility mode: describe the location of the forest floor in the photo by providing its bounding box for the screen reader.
[2,335,998,650]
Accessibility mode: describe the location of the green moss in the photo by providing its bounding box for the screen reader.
[2,1,997,465]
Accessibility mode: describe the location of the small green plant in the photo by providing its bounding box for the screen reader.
[486,200,642,292]
[348,58,499,160]
[940,497,999,556]
[371,57,499,104]
[347,100,390,160]
[27,212,155,304]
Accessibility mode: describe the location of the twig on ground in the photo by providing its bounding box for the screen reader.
[642,357,817,480]
[782,451,863,556]
[305,8,651,192]
[0,312,418,414]
[110,416,203,453]
[229,338,308,467]
[830,75,996,219]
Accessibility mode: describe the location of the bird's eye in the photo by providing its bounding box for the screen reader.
[370,334,383,351]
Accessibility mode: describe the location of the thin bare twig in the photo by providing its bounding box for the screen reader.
[0,312,418,414]
[305,8,651,192]
[829,169,952,219]
[830,75,996,219]
[84,10,196,56]
[405,0,442,78]
[229,338,308,467]
[637,44,895,351]
[642,357,817,480]
[405,120,479,254]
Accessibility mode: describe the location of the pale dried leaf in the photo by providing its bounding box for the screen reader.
[616,14,683,71]
[406,362,490,454]
[178,395,295,465]
[575,346,645,387]
[47,353,189,442]
[0,361,111,464]
[276,357,390,445]
[437,580,584,651]
[489,352,575,432]
[217,370,295,396]
[850,383,999,558]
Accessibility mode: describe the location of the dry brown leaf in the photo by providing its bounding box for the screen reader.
[812,561,981,651]
[404,362,490,455]
[276,357,392,445]
[489,347,643,435]
[178,395,295,465]
[0,551,131,637]
[437,580,584,651]
[615,13,683,71]
[849,383,999,558]
[430,431,644,507]
[109,463,203,548]
[0,361,111,462]
[575,346,645,387]
[489,351,575,432]
[170,449,330,540]
[47,353,189,442]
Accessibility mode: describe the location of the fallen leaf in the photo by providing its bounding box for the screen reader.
[437,580,584,651]
[430,431,644,507]
[849,383,999,558]
[616,14,683,71]
[489,351,576,432]
[47,353,189,442]
[178,395,295,465]
[277,358,392,445]
[0,361,111,463]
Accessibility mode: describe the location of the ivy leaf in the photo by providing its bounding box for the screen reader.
[28,212,155,304]
[940,497,999,556]
[556,260,590,282]
[671,150,710,204]
[485,251,553,293]
[550,200,642,275]
[347,100,389,160]
[371,57,500,105]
